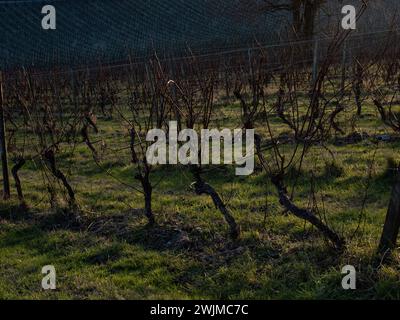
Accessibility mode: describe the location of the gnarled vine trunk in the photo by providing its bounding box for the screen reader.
[11,157,26,208]
[44,149,76,207]
[192,167,240,240]
[271,175,345,250]
[378,169,400,256]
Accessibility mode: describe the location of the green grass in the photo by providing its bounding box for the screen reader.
[1,99,400,300]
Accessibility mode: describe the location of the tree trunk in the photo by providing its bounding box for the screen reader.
[44,149,75,206]
[136,172,155,226]
[378,168,400,256]
[192,167,240,240]
[11,157,26,207]
[81,125,98,161]
[271,175,345,250]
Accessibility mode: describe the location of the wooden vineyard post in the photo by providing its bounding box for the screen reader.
[312,38,319,85]
[378,166,400,256]
[248,48,253,82]
[341,41,347,94]
[0,71,10,200]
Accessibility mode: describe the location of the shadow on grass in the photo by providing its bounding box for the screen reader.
[0,203,34,222]
[0,206,359,299]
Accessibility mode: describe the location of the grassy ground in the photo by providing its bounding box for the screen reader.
[1,99,400,300]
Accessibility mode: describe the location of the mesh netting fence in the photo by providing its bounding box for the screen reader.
[0,0,290,69]
[0,0,399,72]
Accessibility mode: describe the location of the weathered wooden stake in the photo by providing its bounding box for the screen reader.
[0,71,10,200]
[341,41,347,93]
[312,39,319,84]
